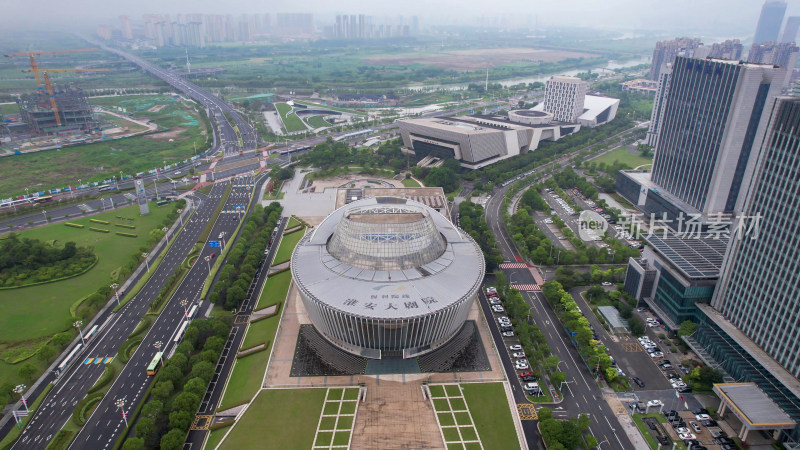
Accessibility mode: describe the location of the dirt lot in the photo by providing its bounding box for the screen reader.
[145,127,185,141]
[147,104,167,113]
[365,47,598,71]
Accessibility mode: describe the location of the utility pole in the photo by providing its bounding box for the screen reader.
[74,320,85,345]
[116,399,128,427]
[110,283,120,305]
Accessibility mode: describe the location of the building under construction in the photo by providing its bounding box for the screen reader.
[17,85,98,136]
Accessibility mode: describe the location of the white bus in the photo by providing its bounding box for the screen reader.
[56,344,83,375]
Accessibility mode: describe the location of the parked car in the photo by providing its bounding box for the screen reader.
[524,382,543,396]
[502,331,515,337]
[689,421,702,433]
[509,344,522,351]
[512,352,526,359]
[515,360,529,370]
[601,281,612,286]
[489,299,502,305]
[646,400,663,407]
[695,414,712,421]
[678,433,696,440]
[518,371,535,379]
[492,305,506,313]
[692,407,709,415]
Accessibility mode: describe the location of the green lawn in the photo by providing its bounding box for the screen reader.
[274,102,308,133]
[220,388,326,450]
[218,353,266,409]
[271,229,305,266]
[402,178,422,187]
[0,203,174,387]
[591,146,653,170]
[256,270,292,310]
[205,425,231,450]
[286,216,301,229]
[0,95,208,197]
[461,383,521,450]
[305,115,331,129]
[0,102,19,114]
[293,100,367,116]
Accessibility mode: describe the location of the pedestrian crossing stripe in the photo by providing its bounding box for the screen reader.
[500,263,530,269]
[83,357,114,365]
[84,358,93,365]
[94,358,102,364]
[510,284,542,291]
[104,357,113,364]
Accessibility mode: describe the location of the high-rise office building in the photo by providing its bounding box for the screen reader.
[648,37,703,81]
[753,1,788,45]
[650,56,783,215]
[119,15,133,40]
[781,16,800,43]
[542,76,588,123]
[691,96,800,439]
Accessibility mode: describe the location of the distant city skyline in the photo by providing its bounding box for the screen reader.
[4,0,800,37]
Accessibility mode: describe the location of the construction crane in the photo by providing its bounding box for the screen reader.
[5,48,107,127]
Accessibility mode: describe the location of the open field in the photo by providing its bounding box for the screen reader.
[591,146,653,169]
[0,95,207,197]
[294,100,367,116]
[220,388,327,450]
[275,102,308,133]
[461,383,520,450]
[0,202,173,387]
[365,47,597,71]
[272,229,305,266]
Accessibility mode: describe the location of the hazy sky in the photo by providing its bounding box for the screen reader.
[2,0,798,36]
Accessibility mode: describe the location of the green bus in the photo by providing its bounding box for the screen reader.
[146,352,164,376]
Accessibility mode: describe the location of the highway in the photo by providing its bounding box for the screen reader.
[66,173,262,449]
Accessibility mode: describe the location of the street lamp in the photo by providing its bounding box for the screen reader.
[589,355,603,382]
[162,227,169,242]
[141,252,150,272]
[74,320,85,345]
[606,248,616,264]
[115,399,128,427]
[41,209,47,223]
[110,283,120,305]
[180,299,189,316]
[219,231,227,248]
[204,255,212,272]
[13,385,28,413]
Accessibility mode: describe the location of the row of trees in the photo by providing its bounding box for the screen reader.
[209,202,282,310]
[123,317,232,450]
[541,281,618,383]
[296,138,411,175]
[457,201,503,272]
[537,407,595,450]
[0,236,96,287]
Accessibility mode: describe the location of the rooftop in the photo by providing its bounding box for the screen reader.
[713,383,796,429]
[645,233,728,279]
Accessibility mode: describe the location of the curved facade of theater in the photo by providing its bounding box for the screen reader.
[290,197,485,359]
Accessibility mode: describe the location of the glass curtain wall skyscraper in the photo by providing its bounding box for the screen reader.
[650,56,783,215]
[754,1,788,45]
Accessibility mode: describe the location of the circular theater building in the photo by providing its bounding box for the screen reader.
[291,197,485,359]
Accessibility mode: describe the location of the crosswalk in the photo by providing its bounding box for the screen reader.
[83,356,114,365]
[510,284,542,291]
[499,263,530,269]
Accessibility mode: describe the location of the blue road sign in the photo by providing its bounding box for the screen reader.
[209,241,220,248]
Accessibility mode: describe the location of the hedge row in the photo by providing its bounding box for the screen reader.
[118,336,142,364]
[87,365,115,395]
[114,223,136,229]
[236,345,267,359]
[64,222,85,228]
[44,429,73,450]
[89,227,110,233]
[115,232,138,238]
[129,316,152,339]
[71,391,104,427]
[115,215,131,220]
[90,219,110,225]
[250,303,280,323]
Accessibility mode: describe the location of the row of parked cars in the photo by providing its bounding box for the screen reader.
[637,336,692,393]
[486,287,544,397]
[663,408,735,450]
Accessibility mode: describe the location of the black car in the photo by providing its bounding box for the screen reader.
[664,410,678,417]
[632,377,646,388]
[692,407,709,415]
[677,386,692,393]
[702,419,718,427]
[521,375,536,382]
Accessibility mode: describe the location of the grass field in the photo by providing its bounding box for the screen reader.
[205,426,231,450]
[0,102,19,114]
[402,178,422,188]
[272,228,305,266]
[293,100,367,116]
[275,102,308,133]
[0,95,207,197]
[305,115,331,129]
[256,270,292,310]
[220,388,327,450]
[286,217,301,229]
[0,202,173,387]
[462,383,521,450]
[591,146,653,170]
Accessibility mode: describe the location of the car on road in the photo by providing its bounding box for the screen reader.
[512,352,526,359]
[632,377,646,388]
[515,360,529,370]
[509,345,523,351]
[492,305,506,313]
[647,400,663,407]
[502,331,515,337]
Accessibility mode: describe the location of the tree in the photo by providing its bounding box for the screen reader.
[605,367,618,382]
[586,435,599,449]
[151,380,174,401]
[122,438,145,450]
[550,371,567,387]
[189,361,215,383]
[37,345,57,363]
[135,416,156,442]
[169,410,194,431]
[543,355,561,373]
[140,400,163,419]
[160,364,184,386]
[18,363,36,381]
[678,320,698,337]
[160,429,186,450]
[184,377,207,397]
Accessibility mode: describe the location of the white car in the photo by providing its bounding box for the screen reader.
[676,427,690,434]
[650,352,664,358]
[509,344,522,351]
[544,219,553,224]
[489,299,502,305]
[646,400,663,407]
[647,322,660,328]
[678,433,696,440]
[601,282,612,286]
[512,352,526,359]
[502,331,515,337]
[672,382,688,389]
[695,414,712,421]
[492,305,505,313]
[515,360,529,370]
